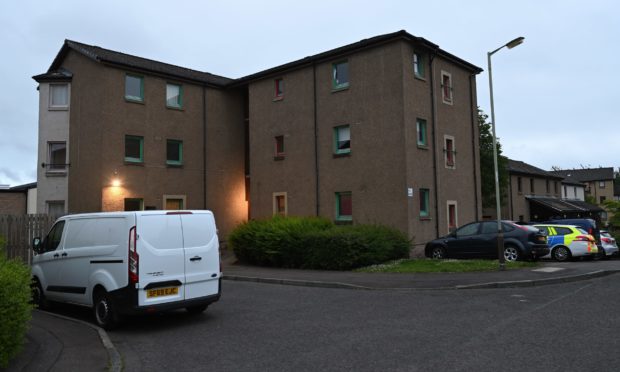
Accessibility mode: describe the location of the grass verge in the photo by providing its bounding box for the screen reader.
[356,259,540,273]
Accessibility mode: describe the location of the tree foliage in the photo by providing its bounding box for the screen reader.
[478,108,509,209]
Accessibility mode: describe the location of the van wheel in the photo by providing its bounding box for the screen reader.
[31,279,49,310]
[93,290,119,330]
[186,304,208,315]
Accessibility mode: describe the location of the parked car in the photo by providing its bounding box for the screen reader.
[600,230,619,257]
[543,218,601,252]
[533,224,597,262]
[425,221,549,262]
[31,210,222,329]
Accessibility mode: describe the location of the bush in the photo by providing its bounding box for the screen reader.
[229,217,410,270]
[0,239,32,368]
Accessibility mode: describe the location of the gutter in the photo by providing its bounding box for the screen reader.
[313,63,320,216]
[469,74,479,221]
[429,51,440,238]
[203,86,208,209]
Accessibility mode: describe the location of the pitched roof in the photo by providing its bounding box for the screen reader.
[37,40,232,86]
[549,167,615,182]
[507,159,563,179]
[234,30,483,85]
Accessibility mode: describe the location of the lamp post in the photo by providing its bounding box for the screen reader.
[487,36,524,271]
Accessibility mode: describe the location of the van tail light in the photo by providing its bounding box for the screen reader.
[588,228,593,235]
[574,235,590,242]
[128,226,139,284]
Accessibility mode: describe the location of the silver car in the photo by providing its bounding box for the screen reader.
[600,230,619,257]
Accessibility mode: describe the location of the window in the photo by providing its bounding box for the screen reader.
[444,136,455,168]
[42,221,65,252]
[554,181,558,194]
[600,196,606,204]
[599,181,605,189]
[273,192,287,216]
[413,52,425,78]
[573,186,577,195]
[546,180,550,193]
[441,71,453,103]
[334,125,351,155]
[124,198,143,211]
[274,78,284,98]
[447,201,457,232]
[517,177,522,192]
[564,185,567,196]
[47,142,67,172]
[332,61,349,90]
[336,192,352,221]
[530,178,535,193]
[419,188,430,217]
[164,195,185,210]
[166,83,182,108]
[47,201,65,218]
[49,84,69,108]
[274,135,285,158]
[416,119,427,147]
[166,140,183,166]
[125,74,144,102]
[125,135,144,163]
[455,223,479,237]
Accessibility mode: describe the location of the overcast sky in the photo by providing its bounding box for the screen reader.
[1,0,618,186]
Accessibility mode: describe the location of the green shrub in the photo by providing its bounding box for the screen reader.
[0,249,32,368]
[229,217,410,270]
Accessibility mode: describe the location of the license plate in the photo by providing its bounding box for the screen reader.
[146,287,179,298]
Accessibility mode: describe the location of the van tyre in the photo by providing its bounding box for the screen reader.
[93,290,119,330]
[31,279,49,310]
[186,304,208,315]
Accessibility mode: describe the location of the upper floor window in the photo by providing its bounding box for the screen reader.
[554,181,558,194]
[334,125,351,155]
[518,177,522,192]
[441,71,453,104]
[49,84,69,109]
[416,118,427,147]
[444,136,455,168]
[599,181,606,189]
[274,78,284,99]
[166,139,183,166]
[274,135,285,159]
[546,179,550,193]
[420,188,430,217]
[530,178,535,193]
[413,52,425,78]
[125,135,144,163]
[332,61,349,90]
[125,74,144,102]
[166,83,182,108]
[47,142,67,172]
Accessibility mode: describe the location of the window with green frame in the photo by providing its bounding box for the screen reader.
[416,118,427,147]
[166,83,182,108]
[333,125,351,154]
[413,52,425,78]
[125,74,144,102]
[335,192,352,221]
[166,139,183,165]
[419,188,430,217]
[332,61,349,89]
[125,135,144,163]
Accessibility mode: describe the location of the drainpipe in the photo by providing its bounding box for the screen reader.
[203,86,207,210]
[313,62,320,216]
[429,51,440,238]
[469,74,479,221]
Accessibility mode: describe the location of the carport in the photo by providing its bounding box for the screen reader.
[526,196,604,222]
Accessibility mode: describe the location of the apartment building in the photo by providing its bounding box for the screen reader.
[33,31,483,248]
[550,168,615,205]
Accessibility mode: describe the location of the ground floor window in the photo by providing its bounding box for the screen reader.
[46,200,65,217]
[447,201,457,232]
[273,192,287,216]
[124,198,143,211]
[164,195,186,210]
[335,192,352,221]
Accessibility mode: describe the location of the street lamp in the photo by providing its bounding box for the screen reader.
[487,36,524,271]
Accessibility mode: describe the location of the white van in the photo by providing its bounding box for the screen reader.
[31,210,221,329]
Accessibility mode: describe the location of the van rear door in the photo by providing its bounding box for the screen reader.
[136,213,186,306]
[181,212,220,300]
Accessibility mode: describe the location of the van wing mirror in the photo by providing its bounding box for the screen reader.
[32,237,42,254]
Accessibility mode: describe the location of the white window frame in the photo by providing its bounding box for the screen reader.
[163,194,186,210]
[441,70,453,104]
[273,192,288,216]
[49,83,70,110]
[447,200,458,232]
[47,141,67,174]
[46,200,65,217]
[444,135,456,169]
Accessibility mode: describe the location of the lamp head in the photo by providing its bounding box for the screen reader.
[506,37,525,49]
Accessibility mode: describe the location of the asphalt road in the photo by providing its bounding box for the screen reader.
[103,278,620,372]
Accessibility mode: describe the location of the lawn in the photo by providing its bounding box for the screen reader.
[356,259,540,273]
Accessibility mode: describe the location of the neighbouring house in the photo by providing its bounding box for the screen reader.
[550,167,615,205]
[561,178,586,201]
[0,183,37,215]
[615,181,620,201]
[33,30,483,251]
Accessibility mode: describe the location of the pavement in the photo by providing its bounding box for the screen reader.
[5,254,620,372]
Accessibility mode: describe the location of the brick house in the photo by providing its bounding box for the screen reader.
[33,31,483,250]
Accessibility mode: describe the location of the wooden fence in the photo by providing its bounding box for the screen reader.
[0,214,55,265]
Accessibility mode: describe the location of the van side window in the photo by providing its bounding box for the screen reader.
[43,221,65,252]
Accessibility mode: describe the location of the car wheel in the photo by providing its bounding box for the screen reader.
[504,245,520,262]
[31,279,49,310]
[598,247,608,260]
[93,290,119,330]
[186,304,208,315]
[552,246,571,262]
[431,246,447,259]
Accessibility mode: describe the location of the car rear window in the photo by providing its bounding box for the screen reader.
[577,227,589,235]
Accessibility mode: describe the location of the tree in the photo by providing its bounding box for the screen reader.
[478,108,509,209]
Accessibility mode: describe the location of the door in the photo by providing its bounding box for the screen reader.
[447,222,481,257]
[479,222,503,257]
[33,221,66,301]
[181,212,220,300]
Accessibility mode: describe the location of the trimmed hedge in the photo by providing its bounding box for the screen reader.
[229,217,410,270]
[0,236,32,368]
